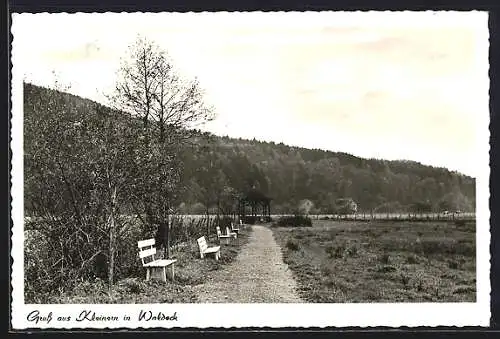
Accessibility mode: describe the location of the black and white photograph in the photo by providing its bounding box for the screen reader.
[10,11,490,328]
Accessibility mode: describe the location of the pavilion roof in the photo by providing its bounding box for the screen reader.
[239,188,272,203]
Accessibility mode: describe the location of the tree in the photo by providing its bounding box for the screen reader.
[335,198,358,215]
[298,199,314,215]
[109,36,214,258]
[24,80,139,293]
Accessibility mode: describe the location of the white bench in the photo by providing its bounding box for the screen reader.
[197,236,220,260]
[226,226,237,239]
[231,222,240,235]
[137,239,177,282]
[216,226,236,245]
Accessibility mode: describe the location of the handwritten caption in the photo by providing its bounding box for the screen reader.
[27,309,178,325]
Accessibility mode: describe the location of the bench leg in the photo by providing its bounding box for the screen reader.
[166,264,175,281]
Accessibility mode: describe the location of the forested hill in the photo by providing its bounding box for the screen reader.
[24,83,476,215]
[180,130,475,214]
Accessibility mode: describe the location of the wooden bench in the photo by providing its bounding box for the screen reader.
[216,226,234,245]
[231,222,240,235]
[197,236,220,260]
[226,226,237,239]
[137,239,177,282]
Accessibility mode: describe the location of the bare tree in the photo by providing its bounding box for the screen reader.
[108,36,215,258]
[110,36,214,139]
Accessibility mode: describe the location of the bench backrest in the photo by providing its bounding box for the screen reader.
[138,238,156,265]
[226,227,232,234]
[197,236,208,254]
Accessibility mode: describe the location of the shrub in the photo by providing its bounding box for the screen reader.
[325,245,339,258]
[242,216,258,224]
[286,239,300,251]
[379,252,390,264]
[345,244,358,257]
[276,215,312,227]
[415,278,424,292]
[321,265,333,276]
[406,254,419,264]
[453,286,475,294]
[400,273,410,288]
[376,265,396,273]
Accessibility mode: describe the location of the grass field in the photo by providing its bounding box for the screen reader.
[272,220,476,303]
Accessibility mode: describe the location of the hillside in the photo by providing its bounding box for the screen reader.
[24,83,476,215]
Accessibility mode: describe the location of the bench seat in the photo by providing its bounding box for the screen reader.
[203,247,221,254]
[143,259,177,267]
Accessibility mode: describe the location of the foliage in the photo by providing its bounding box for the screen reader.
[334,198,358,215]
[286,239,300,251]
[297,199,314,215]
[24,37,214,298]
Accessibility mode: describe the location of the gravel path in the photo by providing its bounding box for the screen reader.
[194,225,303,303]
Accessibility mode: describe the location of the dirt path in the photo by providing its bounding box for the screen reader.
[193,225,303,303]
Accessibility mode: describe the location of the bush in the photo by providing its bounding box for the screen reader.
[286,239,300,251]
[400,273,410,288]
[275,215,312,227]
[379,252,390,264]
[325,243,355,259]
[376,265,396,273]
[406,254,419,264]
[242,216,258,224]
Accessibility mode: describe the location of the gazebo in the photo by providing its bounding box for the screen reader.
[237,188,272,223]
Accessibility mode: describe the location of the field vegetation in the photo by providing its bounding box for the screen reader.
[26,222,250,303]
[273,220,476,302]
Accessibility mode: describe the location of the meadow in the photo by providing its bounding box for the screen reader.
[272,219,476,302]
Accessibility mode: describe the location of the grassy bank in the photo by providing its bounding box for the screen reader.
[37,227,251,304]
[272,220,475,302]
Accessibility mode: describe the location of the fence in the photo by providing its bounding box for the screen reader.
[267,212,475,222]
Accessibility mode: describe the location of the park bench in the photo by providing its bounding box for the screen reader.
[197,236,221,260]
[231,222,240,235]
[216,226,235,245]
[226,226,237,239]
[137,238,177,282]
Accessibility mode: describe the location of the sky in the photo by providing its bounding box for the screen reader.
[11,11,489,177]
